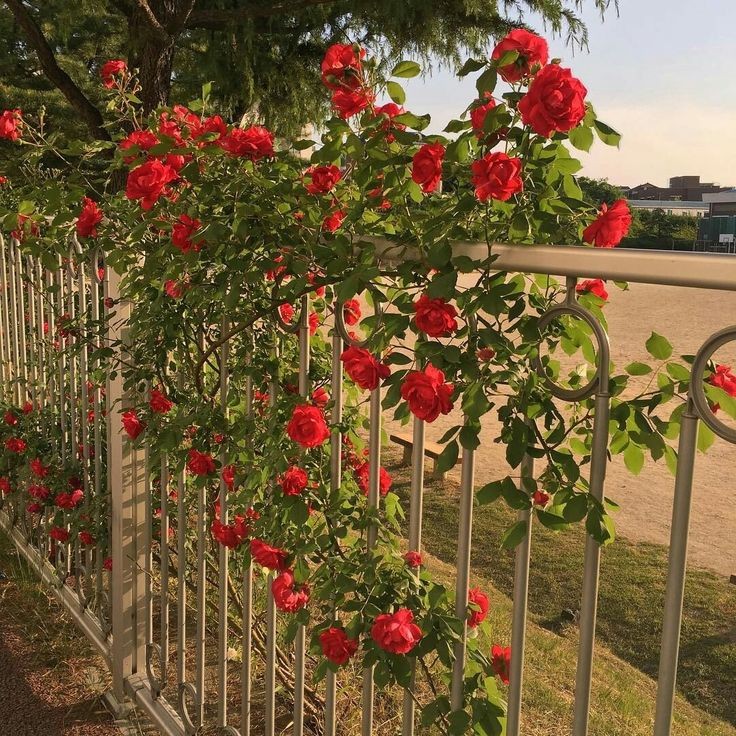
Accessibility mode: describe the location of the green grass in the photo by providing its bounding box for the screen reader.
[387,448,736,730]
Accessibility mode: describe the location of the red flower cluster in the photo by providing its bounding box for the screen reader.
[471,152,523,202]
[49,526,70,543]
[491,644,511,684]
[576,279,609,301]
[211,516,249,549]
[343,299,361,326]
[304,165,342,194]
[222,464,236,490]
[220,126,274,160]
[470,96,496,137]
[122,410,145,439]
[5,437,26,453]
[467,588,490,628]
[413,294,458,337]
[272,570,310,612]
[492,29,549,83]
[400,365,454,423]
[287,404,330,448]
[319,627,359,665]
[30,458,49,478]
[279,466,308,496]
[187,449,216,476]
[583,199,632,248]
[322,210,346,233]
[321,44,374,119]
[172,214,204,253]
[149,388,173,414]
[126,159,179,211]
[0,477,11,496]
[708,364,736,413]
[354,461,393,497]
[371,608,422,655]
[340,346,391,391]
[55,489,84,509]
[404,550,422,568]
[76,197,103,238]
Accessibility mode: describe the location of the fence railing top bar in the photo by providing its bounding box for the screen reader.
[366,238,736,292]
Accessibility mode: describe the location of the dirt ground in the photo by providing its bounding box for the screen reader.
[387,280,736,578]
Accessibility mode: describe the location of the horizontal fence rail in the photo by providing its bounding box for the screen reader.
[0,233,734,736]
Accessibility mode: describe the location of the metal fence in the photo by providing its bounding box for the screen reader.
[0,233,735,736]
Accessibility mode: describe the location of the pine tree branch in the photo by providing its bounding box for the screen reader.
[3,0,110,140]
[130,0,170,40]
[186,0,338,30]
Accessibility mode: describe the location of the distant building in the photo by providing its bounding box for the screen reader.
[627,176,730,202]
[627,200,708,217]
[696,190,736,253]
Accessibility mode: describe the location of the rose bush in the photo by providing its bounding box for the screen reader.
[0,30,728,735]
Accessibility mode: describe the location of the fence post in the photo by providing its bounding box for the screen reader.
[106,264,142,707]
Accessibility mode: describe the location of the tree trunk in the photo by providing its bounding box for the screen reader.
[128,0,181,112]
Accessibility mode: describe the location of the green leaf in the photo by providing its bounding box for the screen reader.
[459,424,481,450]
[593,119,622,147]
[563,494,589,522]
[625,362,652,376]
[458,58,487,77]
[501,520,528,549]
[476,479,505,506]
[461,383,490,420]
[386,81,406,105]
[645,332,673,360]
[436,440,459,473]
[568,125,594,152]
[697,423,715,453]
[475,67,497,97]
[393,112,430,131]
[391,60,421,78]
[623,443,645,475]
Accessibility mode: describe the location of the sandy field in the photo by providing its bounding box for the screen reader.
[385,280,736,578]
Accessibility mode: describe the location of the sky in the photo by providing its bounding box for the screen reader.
[400,0,736,188]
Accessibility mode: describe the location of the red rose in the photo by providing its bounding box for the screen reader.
[518,64,587,138]
[75,197,103,238]
[491,644,511,684]
[708,364,736,413]
[250,539,289,570]
[28,484,49,501]
[532,490,551,506]
[49,526,70,543]
[468,588,490,628]
[103,557,113,571]
[172,214,204,253]
[374,102,406,142]
[55,489,84,509]
[491,29,549,83]
[312,386,329,408]
[477,347,496,362]
[0,477,11,495]
[331,88,374,119]
[319,627,359,665]
[119,129,159,159]
[279,466,308,496]
[321,43,365,89]
[309,311,321,336]
[355,461,393,497]
[27,502,43,514]
[413,294,458,337]
[304,165,342,195]
[211,517,249,549]
[582,199,631,248]
[287,404,330,448]
[0,176,8,185]
[411,142,445,194]
[5,437,27,453]
[30,458,48,478]
[470,97,496,136]
[340,346,391,391]
[149,388,173,414]
[222,464,236,490]
[220,125,274,160]
[576,279,609,301]
[11,213,40,241]
[101,59,127,88]
[164,279,188,298]
[342,299,361,326]
[322,210,346,233]
[400,364,454,423]
[404,550,422,568]
[279,303,295,323]
[79,531,96,546]
[195,115,228,144]
[371,608,422,655]
[0,109,22,141]
[125,159,178,210]
[471,152,523,202]
[4,410,17,426]
[271,570,310,613]
[187,448,216,476]
[122,410,145,439]
[22,401,33,414]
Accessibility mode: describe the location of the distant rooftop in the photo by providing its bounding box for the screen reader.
[627,199,709,210]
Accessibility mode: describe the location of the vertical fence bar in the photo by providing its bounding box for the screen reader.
[572,388,611,735]
[324,315,343,736]
[506,446,535,736]
[653,401,699,736]
[218,316,231,728]
[360,385,383,736]
[294,295,310,736]
[58,260,68,461]
[195,444,206,728]
[451,441,475,711]
[0,237,11,399]
[0,235,7,393]
[176,379,188,693]
[241,352,254,736]
[8,242,21,405]
[15,244,28,402]
[401,416,425,736]
[25,257,38,409]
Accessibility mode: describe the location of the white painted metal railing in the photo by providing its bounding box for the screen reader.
[0,232,734,736]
